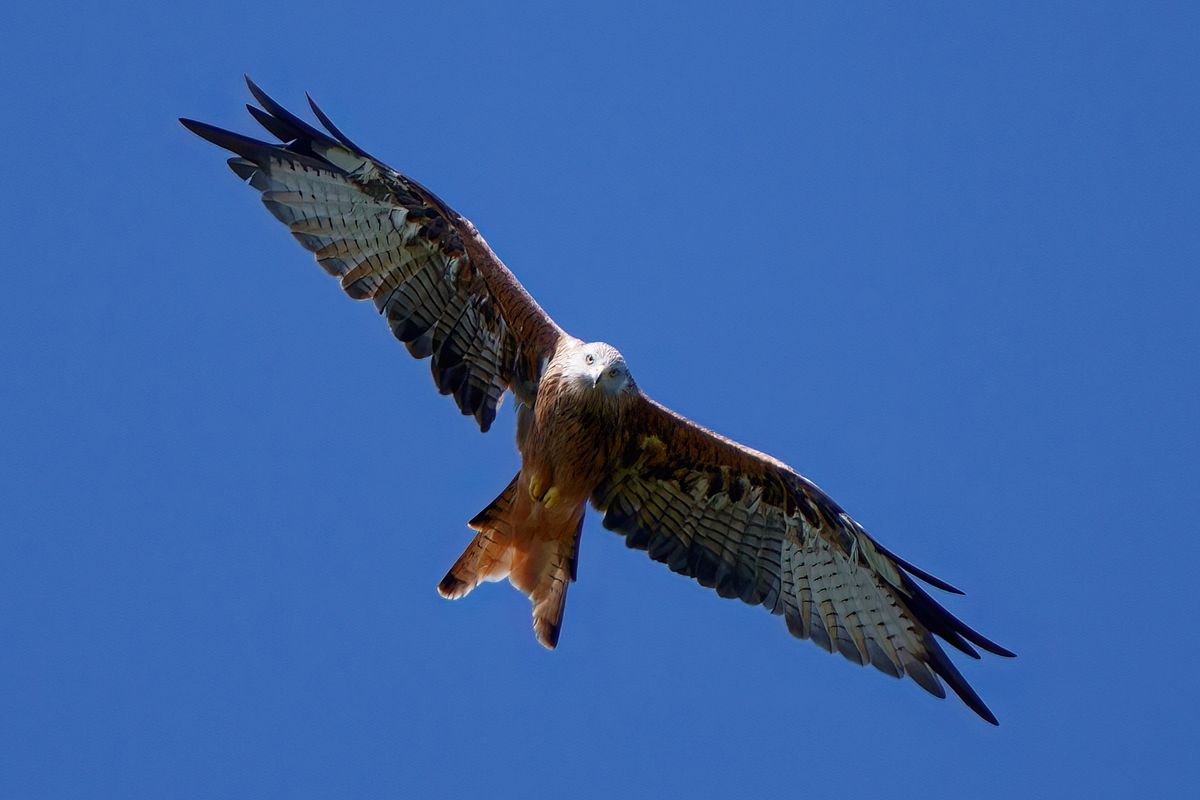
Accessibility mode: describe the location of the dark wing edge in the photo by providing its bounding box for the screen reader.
[180,77,564,431]
[591,395,1014,724]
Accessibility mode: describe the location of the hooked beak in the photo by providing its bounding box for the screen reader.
[591,368,603,388]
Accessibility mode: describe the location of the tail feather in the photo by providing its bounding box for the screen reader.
[438,477,519,600]
[438,473,585,649]
[437,527,514,599]
[510,515,583,649]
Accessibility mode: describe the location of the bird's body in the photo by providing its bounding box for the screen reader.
[181,78,1013,723]
[443,338,638,648]
[521,341,632,508]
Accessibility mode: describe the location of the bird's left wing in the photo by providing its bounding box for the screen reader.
[181,78,564,432]
[591,395,1013,723]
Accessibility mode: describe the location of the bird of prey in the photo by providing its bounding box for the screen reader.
[181,78,1013,723]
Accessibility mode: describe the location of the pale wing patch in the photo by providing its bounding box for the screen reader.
[594,451,929,682]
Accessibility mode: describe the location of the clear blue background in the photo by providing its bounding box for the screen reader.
[3,2,1198,797]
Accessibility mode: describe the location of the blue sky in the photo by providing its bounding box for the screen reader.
[3,1,1198,797]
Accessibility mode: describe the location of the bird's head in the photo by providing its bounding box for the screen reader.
[572,341,635,397]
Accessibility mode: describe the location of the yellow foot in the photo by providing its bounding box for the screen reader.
[529,474,546,503]
[527,475,560,508]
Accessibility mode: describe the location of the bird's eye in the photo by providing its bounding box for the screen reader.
[608,368,619,378]
[585,354,595,365]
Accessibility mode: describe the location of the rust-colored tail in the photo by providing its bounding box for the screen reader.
[508,513,582,649]
[437,476,520,601]
[437,473,583,650]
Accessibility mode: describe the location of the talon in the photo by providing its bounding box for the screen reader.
[529,475,545,502]
[542,487,561,509]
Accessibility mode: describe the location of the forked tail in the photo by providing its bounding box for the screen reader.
[437,473,583,649]
[437,476,520,600]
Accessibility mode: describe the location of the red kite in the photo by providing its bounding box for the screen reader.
[182,78,1013,723]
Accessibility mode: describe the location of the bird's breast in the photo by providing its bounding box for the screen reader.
[524,384,619,497]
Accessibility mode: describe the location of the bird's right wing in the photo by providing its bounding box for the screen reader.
[593,395,1014,723]
[181,78,564,432]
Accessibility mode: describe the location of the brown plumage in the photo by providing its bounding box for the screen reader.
[181,78,1014,723]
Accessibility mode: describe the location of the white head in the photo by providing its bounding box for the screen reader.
[569,341,634,396]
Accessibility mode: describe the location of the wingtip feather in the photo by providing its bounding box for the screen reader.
[245,103,297,144]
[243,77,336,148]
[244,73,268,105]
[875,541,966,594]
[306,91,368,155]
[180,117,271,161]
[927,640,1000,725]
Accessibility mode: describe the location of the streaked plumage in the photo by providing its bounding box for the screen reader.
[181,77,1013,723]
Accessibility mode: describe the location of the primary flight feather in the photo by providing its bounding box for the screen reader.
[181,77,1013,723]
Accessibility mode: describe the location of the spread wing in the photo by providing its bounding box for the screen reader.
[180,78,563,431]
[592,396,1014,724]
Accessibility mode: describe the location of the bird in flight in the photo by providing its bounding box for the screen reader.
[181,77,1013,723]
